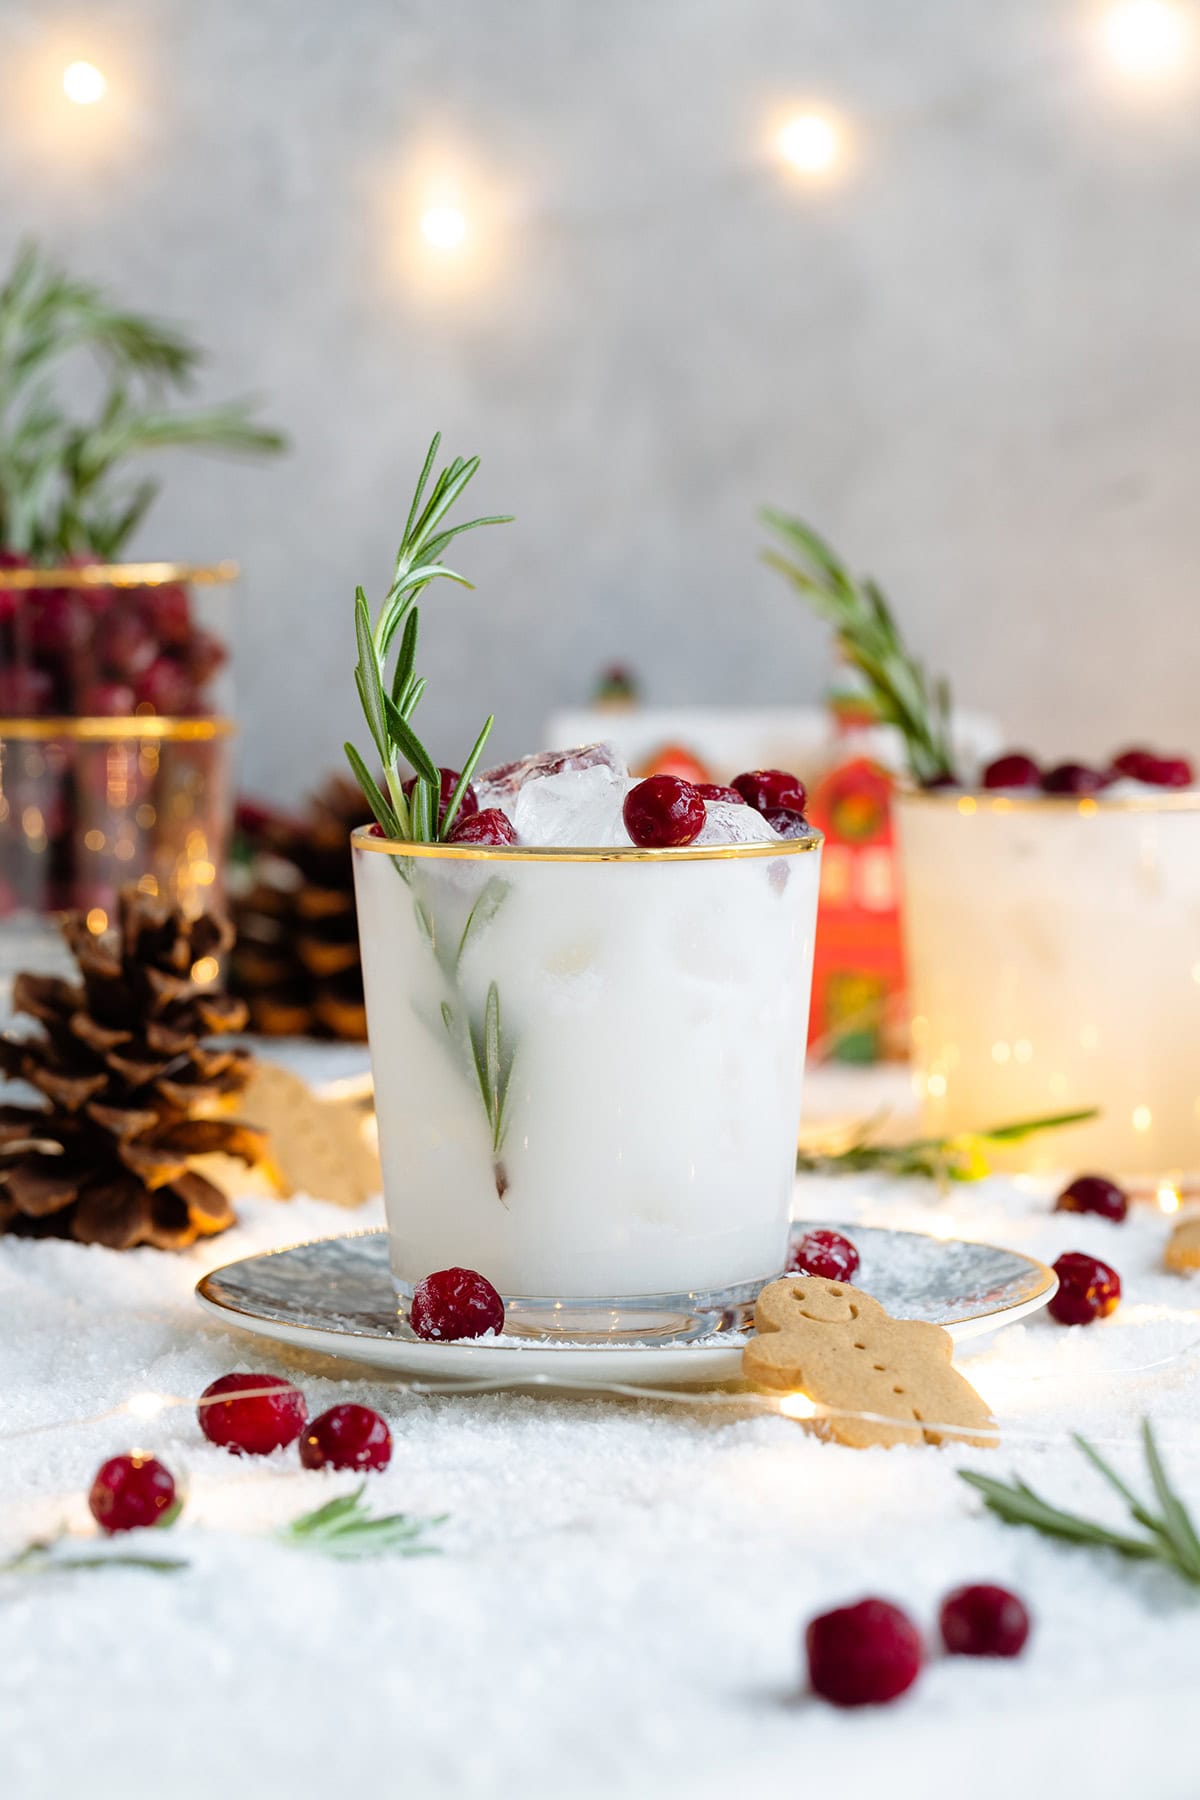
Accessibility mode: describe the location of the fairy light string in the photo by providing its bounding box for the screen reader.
[3,1336,1200,1456]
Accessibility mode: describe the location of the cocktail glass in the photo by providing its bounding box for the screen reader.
[353,825,822,1338]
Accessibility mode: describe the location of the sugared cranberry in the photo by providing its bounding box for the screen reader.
[982,752,1041,790]
[1048,1252,1121,1325]
[403,768,479,828]
[78,681,137,717]
[1055,1173,1128,1223]
[134,656,194,715]
[732,769,808,816]
[409,1267,505,1340]
[940,1584,1031,1658]
[695,784,747,805]
[623,775,706,848]
[1042,763,1110,796]
[788,1228,861,1282]
[299,1403,392,1472]
[1111,747,1193,788]
[448,807,517,846]
[806,1598,923,1707]
[763,808,810,838]
[88,1452,176,1534]
[198,1372,307,1455]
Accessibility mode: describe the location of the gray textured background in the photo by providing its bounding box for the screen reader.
[4,1,1199,801]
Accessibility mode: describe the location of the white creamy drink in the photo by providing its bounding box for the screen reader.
[353,747,822,1309]
[896,785,1200,1178]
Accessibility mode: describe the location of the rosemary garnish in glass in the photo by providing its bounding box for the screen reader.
[344,436,517,1195]
[761,510,958,786]
[344,432,511,843]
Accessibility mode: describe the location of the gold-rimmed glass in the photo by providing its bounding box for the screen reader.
[351,823,823,1338]
[0,562,238,980]
[894,786,1200,1182]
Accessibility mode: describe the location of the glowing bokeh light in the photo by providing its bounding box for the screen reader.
[62,61,107,104]
[776,113,840,176]
[420,205,468,251]
[1101,1,1192,77]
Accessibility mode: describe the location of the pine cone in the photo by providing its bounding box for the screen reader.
[229,778,368,1040]
[0,890,265,1250]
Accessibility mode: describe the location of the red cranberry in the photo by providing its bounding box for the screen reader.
[806,1598,923,1707]
[149,582,193,646]
[763,808,810,838]
[409,1267,505,1340]
[88,1452,176,1534]
[940,1584,1031,1658]
[623,775,706,848]
[1042,763,1110,796]
[300,1403,392,1472]
[0,667,53,714]
[732,769,808,815]
[1048,1252,1121,1325]
[366,822,387,837]
[403,768,479,828]
[186,628,228,688]
[198,1372,307,1454]
[30,589,91,655]
[98,612,156,678]
[787,1228,861,1281]
[134,656,195,715]
[922,773,959,790]
[1055,1173,1128,1223]
[79,681,137,717]
[695,783,747,804]
[1111,747,1193,788]
[982,752,1041,790]
[448,807,517,846]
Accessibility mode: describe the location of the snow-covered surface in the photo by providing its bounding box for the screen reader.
[3,1172,1199,1796]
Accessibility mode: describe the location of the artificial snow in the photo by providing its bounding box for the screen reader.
[2,1174,1199,1800]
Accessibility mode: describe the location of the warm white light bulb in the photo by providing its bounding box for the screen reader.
[777,113,840,175]
[126,1391,167,1420]
[420,205,468,251]
[1102,1,1192,77]
[63,61,107,105]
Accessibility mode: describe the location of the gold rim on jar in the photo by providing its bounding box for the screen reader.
[895,786,1200,816]
[0,716,237,741]
[0,561,238,589]
[351,823,823,862]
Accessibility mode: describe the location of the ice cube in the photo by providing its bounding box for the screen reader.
[512,763,635,848]
[693,801,783,847]
[474,742,628,810]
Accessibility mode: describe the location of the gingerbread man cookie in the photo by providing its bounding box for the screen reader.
[1165,1216,1200,1274]
[743,1275,996,1450]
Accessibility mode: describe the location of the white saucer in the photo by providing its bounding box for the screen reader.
[195,1226,1056,1389]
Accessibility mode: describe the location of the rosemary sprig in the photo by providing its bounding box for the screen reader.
[796,1107,1098,1183]
[761,510,957,785]
[961,1421,1200,1586]
[344,433,512,843]
[0,240,285,559]
[276,1485,447,1560]
[1,1531,188,1577]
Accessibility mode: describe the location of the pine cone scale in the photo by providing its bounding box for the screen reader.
[0,889,258,1252]
[229,777,368,1041]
